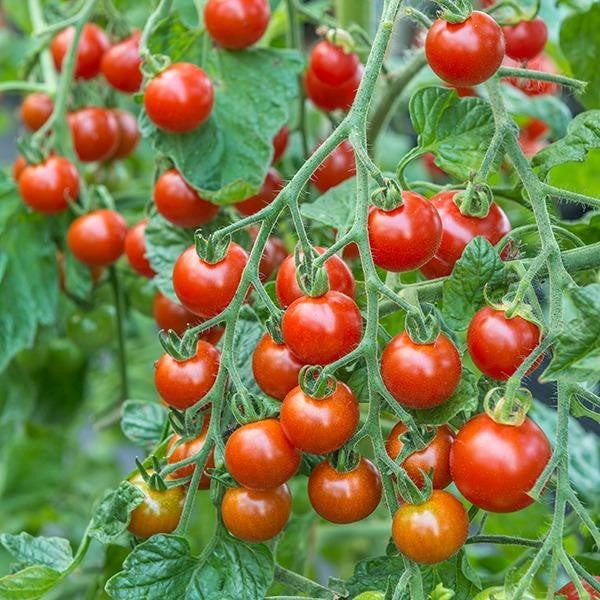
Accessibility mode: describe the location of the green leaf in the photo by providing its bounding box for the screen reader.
[561,211,600,245]
[0,533,72,571]
[300,177,356,229]
[343,555,405,598]
[63,248,93,299]
[121,400,169,448]
[0,566,61,600]
[148,12,204,64]
[232,306,265,395]
[547,148,600,198]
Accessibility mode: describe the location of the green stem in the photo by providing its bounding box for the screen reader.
[27,0,57,88]
[0,81,54,94]
[497,66,587,93]
[542,183,600,210]
[466,535,542,548]
[274,565,335,599]
[109,266,129,401]
[140,0,174,52]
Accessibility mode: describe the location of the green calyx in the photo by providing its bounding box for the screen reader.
[371,178,404,211]
[195,232,231,265]
[294,244,330,297]
[432,0,473,23]
[405,303,442,345]
[454,182,493,218]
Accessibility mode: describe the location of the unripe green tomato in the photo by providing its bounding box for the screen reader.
[472,588,536,600]
[15,342,49,373]
[129,278,156,317]
[45,338,86,375]
[66,304,117,352]
[354,593,385,600]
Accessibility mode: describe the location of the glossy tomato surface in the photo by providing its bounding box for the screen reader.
[111,109,140,159]
[311,140,356,193]
[272,125,290,163]
[503,18,547,61]
[167,429,215,489]
[258,236,287,282]
[12,155,27,182]
[153,292,203,336]
[204,0,270,50]
[304,65,362,113]
[68,108,119,162]
[124,219,155,278]
[100,31,142,93]
[51,24,109,79]
[309,40,360,86]
[235,168,283,216]
[20,93,53,132]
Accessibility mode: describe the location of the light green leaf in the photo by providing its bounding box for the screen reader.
[300,177,356,229]
[0,566,61,600]
[148,12,204,64]
[232,306,265,395]
[121,400,169,448]
[0,533,72,572]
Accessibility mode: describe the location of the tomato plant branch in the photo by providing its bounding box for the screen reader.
[497,66,587,93]
[0,81,54,94]
[274,565,336,599]
[542,183,600,210]
[108,266,130,401]
[466,535,543,548]
[27,0,58,88]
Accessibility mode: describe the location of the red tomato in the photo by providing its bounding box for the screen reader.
[381,332,462,410]
[505,54,559,96]
[19,156,79,214]
[20,93,53,132]
[172,242,248,318]
[272,125,290,163]
[252,333,304,401]
[386,423,454,489]
[167,429,215,489]
[425,11,505,86]
[519,129,548,158]
[420,190,511,279]
[144,63,214,133]
[453,85,477,97]
[304,65,363,112]
[311,140,356,193]
[368,191,442,272]
[467,307,541,380]
[392,490,468,564]
[222,484,291,542]
[556,577,600,600]
[309,40,360,86]
[280,381,359,454]
[503,18,547,62]
[282,291,362,365]
[258,236,287,282]
[51,24,109,80]
[12,155,27,182]
[124,219,155,278]
[100,31,142,93]
[204,0,270,50]
[308,458,382,523]
[275,246,355,308]
[153,292,203,335]
[111,109,140,159]
[451,413,552,512]
[522,117,550,141]
[154,340,220,410]
[224,419,301,489]
[68,108,119,162]
[154,169,219,228]
[235,168,283,216]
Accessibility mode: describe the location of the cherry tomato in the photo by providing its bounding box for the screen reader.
[304,64,363,113]
[100,30,142,93]
[124,219,155,278]
[309,40,360,86]
[522,117,550,141]
[68,108,119,162]
[519,128,548,158]
[272,125,290,163]
[153,292,202,336]
[420,190,511,279]
[67,209,127,267]
[505,54,559,96]
[51,24,110,80]
[311,140,356,193]
[275,246,356,308]
[45,338,86,376]
[392,490,468,564]
[66,304,116,353]
[154,169,219,228]
[450,413,551,512]
[453,85,477,97]
[19,156,79,214]
[425,11,505,87]
[381,332,461,409]
[172,242,248,318]
[280,381,359,454]
[167,429,215,489]
[225,419,301,489]
[204,0,270,50]
[386,423,454,489]
[368,192,442,272]
[282,291,362,365]
[128,472,185,539]
[221,484,291,543]
[257,235,287,282]
[308,458,382,524]
[20,93,53,132]
[503,18,547,62]
[556,577,600,600]
[252,333,304,401]
[144,63,214,133]
[235,168,283,216]
[12,155,27,182]
[111,109,140,159]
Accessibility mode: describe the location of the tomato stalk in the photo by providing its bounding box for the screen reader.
[27,0,57,88]
[334,0,372,33]
[108,266,129,401]
[497,66,587,93]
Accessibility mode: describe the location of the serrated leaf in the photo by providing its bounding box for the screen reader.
[0,566,61,600]
[121,400,168,447]
[300,177,357,229]
[148,12,204,64]
[0,533,72,572]
[343,555,405,598]
[232,306,265,395]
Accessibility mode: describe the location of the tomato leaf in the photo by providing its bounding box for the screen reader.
[232,306,265,395]
[300,177,357,229]
[0,565,62,600]
[148,12,204,64]
[0,533,72,572]
[121,400,169,448]
[342,555,405,598]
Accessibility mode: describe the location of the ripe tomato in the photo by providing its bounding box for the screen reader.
[144,63,214,133]
[235,168,283,216]
[111,109,140,159]
[280,381,359,454]
[68,108,119,162]
[381,332,461,409]
[167,429,215,489]
[124,219,155,278]
[304,64,363,113]
[450,413,551,512]
[503,18,547,62]
[172,242,248,318]
[467,307,541,380]
[154,169,219,228]
[20,93,53,132]
[67,209,127,267]
[368,192,442,272]
[224,419,301,489]
[311,140,356,193]
[386,423,454,489]
[258,235,287,282]
[12,155,27,182]
[19,156,79,214]
[519,128,548,158]
[222,484,291,543]
[425,11,505,86]
[204,0,270,50]
[252,334,304,401]
[51,24,110,80]
[282,291,362,365]
[275,246,355,308]
[392,490,468,564]
[309,40,360,86]
[153,292,202,336]
[128,472,185,539]
[272,125,290,163]
[522,117,550,141]
[66,304,116,352]
[308,458,382,523]
[556,577,600,600]
[100,30,142,93]
[420,190,511,279]
[505,54,559,96]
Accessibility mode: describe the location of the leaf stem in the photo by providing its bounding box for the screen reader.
[109,266,129,401]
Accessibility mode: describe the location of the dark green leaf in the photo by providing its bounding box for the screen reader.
[0,533,72,571]
[561,211,600,245]
[300,177,356,229]
[0,566,61,600]
[63,247,93,299]
[343,555,405,597]
[121,400,169,447]
[233,306,265,395]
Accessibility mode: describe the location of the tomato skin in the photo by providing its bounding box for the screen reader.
[280,381,359,454]
[275,246,356,308]
[252,334,304,401]
[503,18,547,62]
[304,65,363,113]
[309,40,360,86]
[450,413,551,512]
[51,24,110,80]
[172,242,248,318]
[272,125,290,163]
[282,291,362,366]
[225,419,301,489]
[556,577,600,600]
[19,156,79,214]
[311,140,356,193]
[68,108,120,162]
[421,190,511,279]
[66,304,116,352]
[368,192,442,272]
[505,55,559,96]
[12,155,27,182]
[144,63,214,133]
[222,484,291,543]
[20,93,53,132]
[167,430,215,489]
[386,423,454,489]
[111,109,140,159]
[153,292,202,336]
[204,0,270,50]
[67,209,127,267]
[308,458,382,524]
[425,11,505,87]
[467,307,541,380]
[235,168,283,216]
[124,219,155,278]
[381,332,462,409]
[392,490,468,564]
[100,31,142,93]
[154,169,219,228]
[258,236,287,282]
